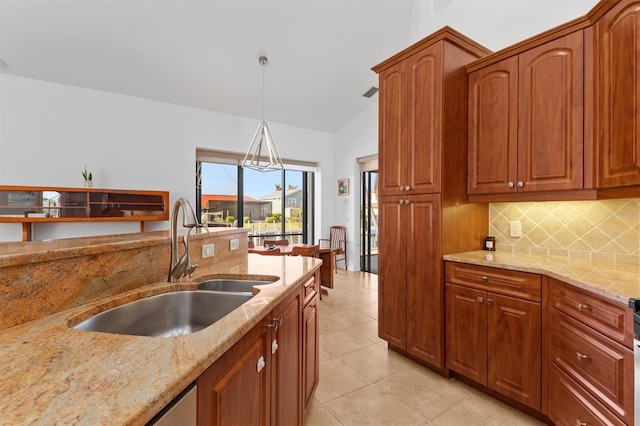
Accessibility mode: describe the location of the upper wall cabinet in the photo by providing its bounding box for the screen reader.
[468,31,584,198]
[0,185,169,241]
[591,0,640,188]
[377,43,444,196]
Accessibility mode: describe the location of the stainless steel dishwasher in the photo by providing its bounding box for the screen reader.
[147,383,197,426]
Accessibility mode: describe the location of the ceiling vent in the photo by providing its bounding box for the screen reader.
[362,87,379,98]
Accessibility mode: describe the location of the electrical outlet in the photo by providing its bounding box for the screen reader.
[229,239,240,251]
[509,221,522,238]
[202,244,215,258]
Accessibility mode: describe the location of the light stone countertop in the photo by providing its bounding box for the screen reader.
[0,253,321,425]
[443,250,640,305]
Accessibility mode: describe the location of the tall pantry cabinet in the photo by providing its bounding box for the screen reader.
[372,27,490,370]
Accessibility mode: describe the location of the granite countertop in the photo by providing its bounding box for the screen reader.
[443,250,640,305]
[0,253,321,425]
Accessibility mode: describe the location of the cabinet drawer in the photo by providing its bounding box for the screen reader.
[302,276,318,306]
[549,278,633,348]
[444,262,541,302]
[549,309,633,424]
[548,362,625,426]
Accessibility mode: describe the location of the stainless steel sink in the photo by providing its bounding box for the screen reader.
[197,278,275,293]
[73,290,253,337]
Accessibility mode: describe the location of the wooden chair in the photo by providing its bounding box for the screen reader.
[264,239,289,247]
[290,245,319,258]
[319,226,347,270]
[259,247,281,255]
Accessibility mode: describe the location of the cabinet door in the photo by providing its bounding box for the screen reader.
[595,1,640,187]
[272,289,302,426]
[468,57,518,194]
[197,318,271,426]
[406,43,443,194]
[378,195,407,349]
[487,293,541,410]
[518,31,584,192]
[445,283,487,384]
[378,61,407,197]
[302,297,319,413]
[407,194,443,365]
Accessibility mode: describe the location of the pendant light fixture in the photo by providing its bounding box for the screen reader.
[242,56,284,172]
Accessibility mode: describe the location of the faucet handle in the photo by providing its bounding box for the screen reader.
[186,263,198,278]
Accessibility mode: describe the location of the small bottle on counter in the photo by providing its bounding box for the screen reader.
[483,236,496,251]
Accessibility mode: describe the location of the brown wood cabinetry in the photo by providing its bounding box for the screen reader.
[592,0,640,188]
[0,185,169,241]
[197,283,316,426]
[374,27,490,371]
[468,31,584,198]
[445,262,542,410]
[546,278,634,425]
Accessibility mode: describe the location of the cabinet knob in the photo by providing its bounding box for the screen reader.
[256,355,266,373]
[405,199,411,205]
[576,352,588,362]
[576,420,587,426]
[272,339,279,354]
[477,296,484,303]
[405,185,411,191]
[516,181,524,188]
[399,200,404,205]
[399,186,405,191]
[486,298,493,306]
[575,303,590,312]
[481,276,489,283]
[507,182,514,188]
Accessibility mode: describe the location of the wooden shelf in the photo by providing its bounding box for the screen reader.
[0,185,169,241]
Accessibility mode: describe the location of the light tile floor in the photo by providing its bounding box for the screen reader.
[304,270,545,426]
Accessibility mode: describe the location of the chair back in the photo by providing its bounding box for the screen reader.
[291,245,319,258]
[248,240,255,249]
[329,226,347,252]
[259,247,282,255]
[264,239,289,246]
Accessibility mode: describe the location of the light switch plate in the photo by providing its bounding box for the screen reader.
[202,244,215,258]
[509,221,522,238]
[229,239,240,251]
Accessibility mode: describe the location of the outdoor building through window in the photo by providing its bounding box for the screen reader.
[196,150,315,246]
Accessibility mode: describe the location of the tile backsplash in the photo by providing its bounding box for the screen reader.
[489,199,640,264]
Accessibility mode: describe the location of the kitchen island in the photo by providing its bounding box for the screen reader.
[0,230,321,425]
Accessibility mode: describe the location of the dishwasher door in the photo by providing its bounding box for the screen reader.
[152,384,197,426]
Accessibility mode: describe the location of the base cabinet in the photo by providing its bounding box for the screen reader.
[302,294,319,412]
[197,283,315,426]
[445,262,542,410]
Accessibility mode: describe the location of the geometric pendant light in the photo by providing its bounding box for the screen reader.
[242,56,284,172]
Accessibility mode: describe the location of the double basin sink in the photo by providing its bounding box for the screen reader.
[73,278,276,338]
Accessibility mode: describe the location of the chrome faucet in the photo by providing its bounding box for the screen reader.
[168,198,207,283]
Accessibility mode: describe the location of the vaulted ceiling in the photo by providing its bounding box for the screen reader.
[0,1,414,132]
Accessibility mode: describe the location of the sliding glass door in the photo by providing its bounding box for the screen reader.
[360,170,378,273]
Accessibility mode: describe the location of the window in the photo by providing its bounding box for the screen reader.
[196,150,315,246]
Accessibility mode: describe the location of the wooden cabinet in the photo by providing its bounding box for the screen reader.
[197,316,272,426]
[592,0,640,188]
[378,43,443,197]
[468,31,584,197]
[0,185,169,241]
[546,278,634,425]
[374,27,490,371]
[302,293,319,412]
[445,262,542,410]
[198,286,310,426]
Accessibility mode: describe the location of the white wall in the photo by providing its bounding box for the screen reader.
[332,103,378,270]
[0,74,334,242]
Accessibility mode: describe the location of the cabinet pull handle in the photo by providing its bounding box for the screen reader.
[481,276,488,283]
[487,298,493,306]
[576,419,587,426]
[576,352,588,362]
[405,185,411,191]
[266,316,282,332]
[272,339,279,354]
[405,199,411,205]
[256,355,266,373]
[507,182,514,188]
[399,186,405,191]
[399,199,404,205]
[575,303,590,312]
[516,181,524,188]
[477,296,484,303]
